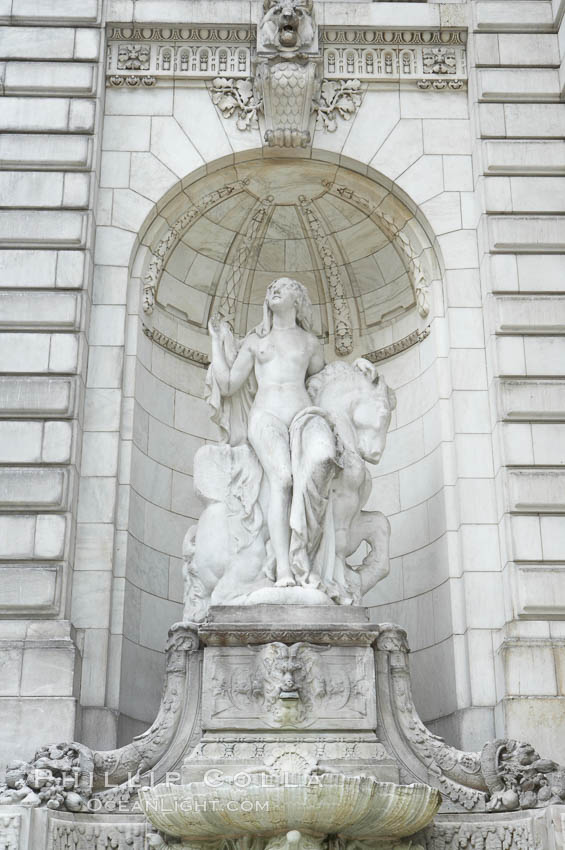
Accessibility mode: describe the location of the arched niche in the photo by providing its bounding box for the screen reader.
[119,156,455,744]
[139,157,440,361]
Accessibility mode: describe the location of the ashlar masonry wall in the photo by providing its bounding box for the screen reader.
[0,0,105,764]
[0,0,564,768]
[469,0,565,759]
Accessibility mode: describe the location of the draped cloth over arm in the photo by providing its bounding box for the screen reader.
[204,325,257,447]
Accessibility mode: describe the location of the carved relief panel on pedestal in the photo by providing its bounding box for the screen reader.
[202,643,377,731]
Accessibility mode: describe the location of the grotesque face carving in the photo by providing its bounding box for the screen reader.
[260,0,315,52]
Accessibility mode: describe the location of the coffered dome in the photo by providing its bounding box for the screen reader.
[148,158,434,358]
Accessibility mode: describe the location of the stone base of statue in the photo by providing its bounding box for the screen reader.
[3,606,565,850]
[244,586,335,605]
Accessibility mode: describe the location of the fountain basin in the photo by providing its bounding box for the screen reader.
[140,774,440,842]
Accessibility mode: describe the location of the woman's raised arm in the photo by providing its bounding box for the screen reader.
[208,317,255,396]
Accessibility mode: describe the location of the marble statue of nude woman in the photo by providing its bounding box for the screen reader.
[206,277,339,588]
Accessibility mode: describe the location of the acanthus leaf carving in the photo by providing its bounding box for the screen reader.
[210,78,262,130]
[315,79,363,132]
[199,625,380,647]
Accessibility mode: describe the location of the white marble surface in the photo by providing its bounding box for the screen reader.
[0,0,563,767]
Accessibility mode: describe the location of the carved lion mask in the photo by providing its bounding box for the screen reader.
[260,0,315,51]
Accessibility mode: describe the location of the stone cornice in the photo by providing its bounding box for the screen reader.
[106,25,467,90]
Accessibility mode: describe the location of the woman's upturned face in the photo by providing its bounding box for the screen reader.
[266,279,299,313]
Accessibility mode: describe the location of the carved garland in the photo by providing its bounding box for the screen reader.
[142,178,249,314]
[298,195,354,356]
[324,181,432,319]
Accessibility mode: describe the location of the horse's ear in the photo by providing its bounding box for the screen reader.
[353,357,378,383]
[387,386,397,411]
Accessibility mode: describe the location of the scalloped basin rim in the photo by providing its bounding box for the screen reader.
[139,774,441,842]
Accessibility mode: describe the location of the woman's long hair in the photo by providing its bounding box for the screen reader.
[254,277,314,338]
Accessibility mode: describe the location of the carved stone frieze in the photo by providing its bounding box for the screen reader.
[322,29,466,88]
[47,818,147,850]
[420,818,542,850]
[199,623,381,647]
[202,643,376,731]
[106,25,466,91]
[192,736,391,766]
[106,27,253,84]
[146,834,426,850]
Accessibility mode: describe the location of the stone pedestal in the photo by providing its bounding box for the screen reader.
[1,608,565,849]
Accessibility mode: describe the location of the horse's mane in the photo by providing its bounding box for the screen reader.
[307,358,396,410]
